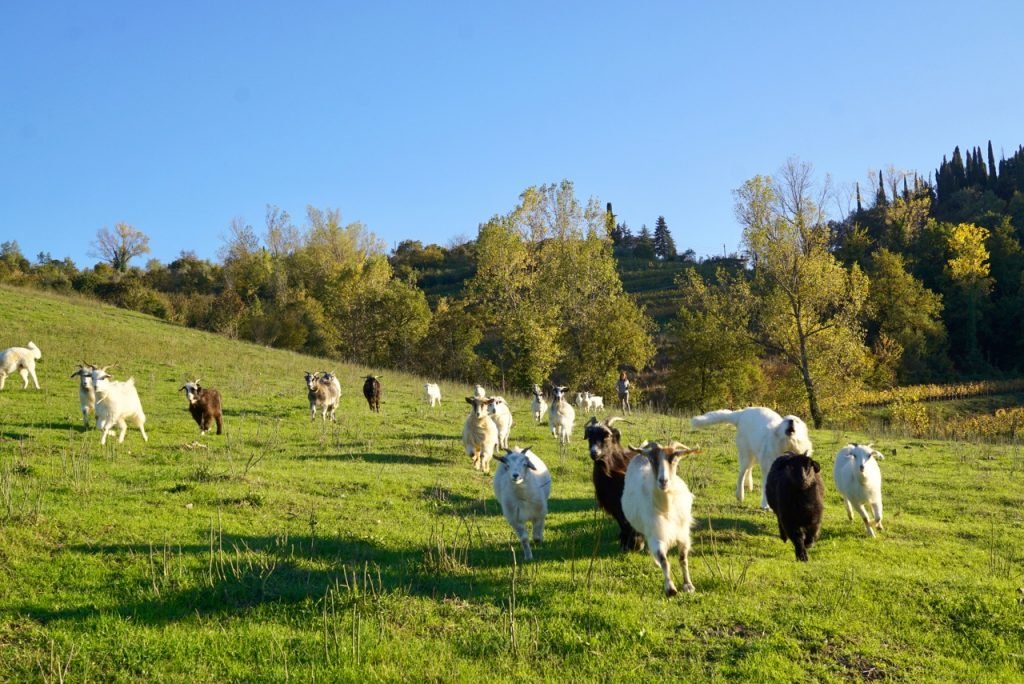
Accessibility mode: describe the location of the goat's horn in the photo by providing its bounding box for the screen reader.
[604,416,626,427]
[585,417,598,427]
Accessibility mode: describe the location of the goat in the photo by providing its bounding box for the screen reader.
[531,385,548,424]
[305,371,340,422]
[424,382,442,407]
[765,451,824,561]
[70,362,98,428]
[462,396,499,472]
[90,366,148,445]
[487,396,514,450]
[690,407,813,509]
[583,391,605,411]
[493,446,551,562]
[622,441,700,596]
[616,371,631,414]
[363,375,382,412]
[574,391,585,408]
[584,416,642,551]
[473,384,487,399]
[180,379,223,435]
[0,341,42,390]
[833,443,885,537]
[548,385,576,446]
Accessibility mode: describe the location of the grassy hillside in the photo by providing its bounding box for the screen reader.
[0,285,1022,681]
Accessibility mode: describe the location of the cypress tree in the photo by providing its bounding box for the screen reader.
[950,146,966,191]
[855,182,863,213]
[988,140,998,187]
[875,170,887,207]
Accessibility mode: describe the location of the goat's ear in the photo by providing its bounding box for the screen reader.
[873,449,886,460]
[495,455,508,466]
[585,417,598,427]
[525,457,537,471]
[485,398,495,405]
[179,385,186,392]
[465,397,474,404]
[811,460,821,473]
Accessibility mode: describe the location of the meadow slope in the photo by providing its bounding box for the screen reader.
[0,285,1022,682]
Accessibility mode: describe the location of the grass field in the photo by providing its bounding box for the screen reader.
[1,285,1022,682]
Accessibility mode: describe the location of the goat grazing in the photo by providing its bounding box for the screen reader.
[833,443,885,537]
[463,396,499,472]
[424,383,442,407]
[548,385,576,446]
[584,416,642,551]
[690,407,813,509]
[70,363,97,428]
[0,341,42,390]
[493,446,551,562]
[531,385,548,424]
[487,396,514,450]
[622,441,700,596]
[90,366,148,445]
[363,375,382,412]
[305,371,341,422]
[616,371,631,414]
[765,452,824,561]
[180,379,223,435]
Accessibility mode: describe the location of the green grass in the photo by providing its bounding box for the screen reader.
[1,284,1023,681]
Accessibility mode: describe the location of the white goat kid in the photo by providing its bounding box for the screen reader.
[548,385,576,446]
[91,367,148,445]
[622,441,700,596]
[583,391,605,411]
[493,447,551,562]
[487,396,514,450]
[690,407,813,509]
[531,385,548,423]
[424,383,442,407]
[473,384,487,399]
[833,443,885,537]
[463,396,499,472]
[70,363,98,428]
[0,341,42,390]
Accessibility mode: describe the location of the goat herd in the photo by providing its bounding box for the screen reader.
[0,340,885,598]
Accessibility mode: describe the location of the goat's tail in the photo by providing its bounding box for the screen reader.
[690,409,741,429]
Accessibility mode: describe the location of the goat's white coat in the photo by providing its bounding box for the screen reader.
[833,444,885,536]
[492,448,551,562]
[424,383,442,407]
[583,392,604,411]
[487,396,513,450]
[71,364,97,428]
[91,368,148,445]
[548,386,576,445]
[531,386,548,423]
[691,407,813,509]
[462,397,499,472]
[622,442,697,596]
[473,384,487,399]
[0,341,42,390]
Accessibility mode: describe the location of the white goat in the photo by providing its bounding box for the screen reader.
[583,391,605,411]
[91,367,148,445]
[493,447,551,562]
[70,363,98,428]
[690,407,813,509]
[463,396,499,472]
[424,383,442,407]
[574,392,585,408]
[487,396,514,450]
[305,371,341,422]
[531,385,548,423]
[0,341,42,390]
[548,385,576,446]
[833,443,885,537]
[622,441,699,596]
[473,384,487,399]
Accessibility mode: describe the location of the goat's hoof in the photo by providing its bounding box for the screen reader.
[681,583,695,593]
[664,585,678,598]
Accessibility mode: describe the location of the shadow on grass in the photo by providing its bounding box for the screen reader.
[295,452,449,466]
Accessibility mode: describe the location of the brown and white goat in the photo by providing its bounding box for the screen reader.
[305,371,340,422]
[180,379,223,435]
[584,417,643,551]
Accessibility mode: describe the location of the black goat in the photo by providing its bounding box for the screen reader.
[765,451,824,561]
[363,375,382,413]
[179,380,223,435]
[584,416,643,551]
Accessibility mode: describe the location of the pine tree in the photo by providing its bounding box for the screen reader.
[634,224,655,260]
[652,216,677,260]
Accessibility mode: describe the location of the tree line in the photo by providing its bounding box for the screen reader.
[4,142,1024,423]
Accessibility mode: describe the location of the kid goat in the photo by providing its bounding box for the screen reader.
[90,366,148,445]
[493,446,551,562]
[180,379,223,435]
[765,451,825,562]
[833,443,885,537]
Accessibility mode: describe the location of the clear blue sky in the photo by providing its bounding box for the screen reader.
[3,2,1022,268]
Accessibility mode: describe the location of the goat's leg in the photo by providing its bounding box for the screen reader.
[0,372,6,390]
[82,408,91,429]
[788,524,808,561]
[649,540,677,596]
[844,498,854,520]
[137,419,148,442]
[19,368,30,389]
[29,368,39,389]
[116,419,128,443]
[678,540,695,593]
[871,501,884,532]
[509,520,532,561]
[531,510,546,545]
[856,504,875,537]
[215,415,223,435]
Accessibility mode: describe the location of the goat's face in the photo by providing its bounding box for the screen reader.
[465,396,493,417]
[636,441,698,490]
[90,367,114,394]
[584,418,621,460]
[552,386,568,403]
[849,443,883,479]
[487,397,507,415]
[495,448,536,485]
[71,365,96,391]
[180,381,201,404]
[305,372,319,391]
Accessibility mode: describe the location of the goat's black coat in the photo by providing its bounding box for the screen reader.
[584,418,642,551]
[363,376,381,413]
[187,387,223,435]
[765,451,824,561]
